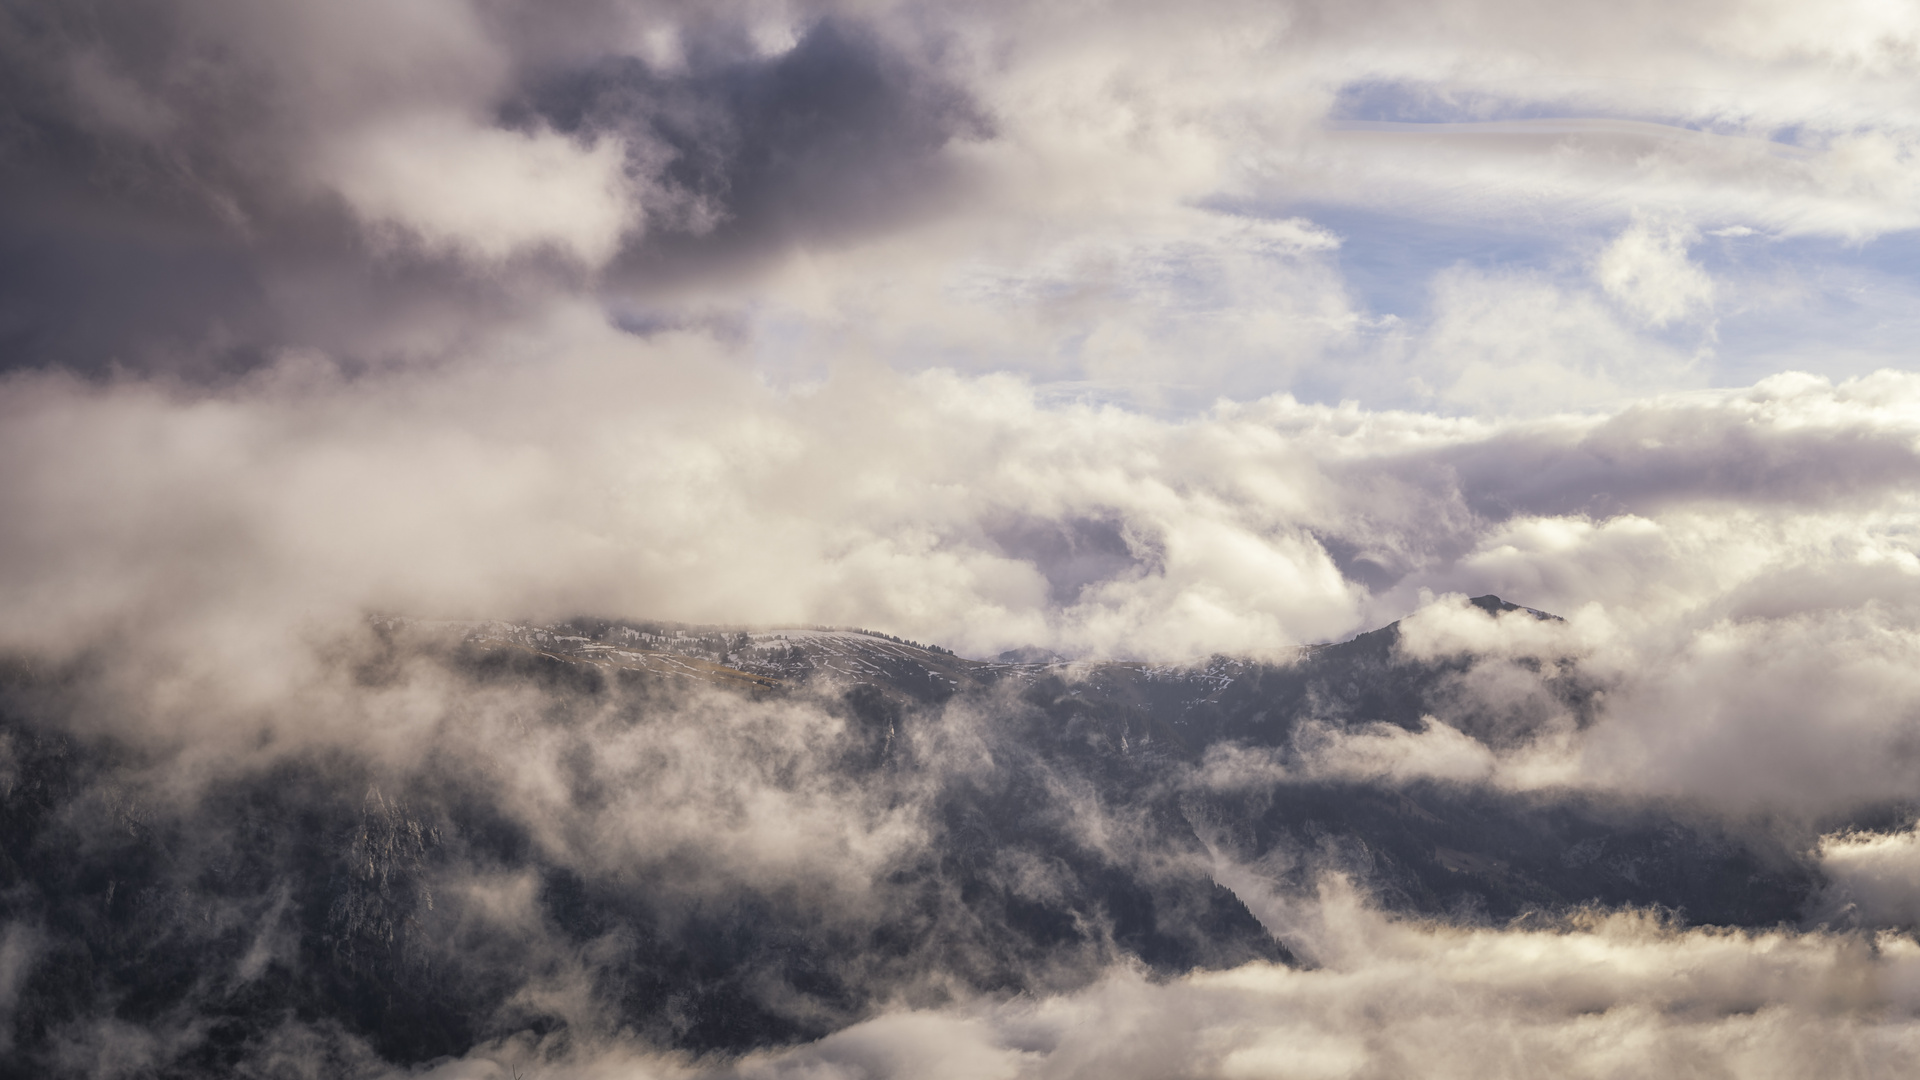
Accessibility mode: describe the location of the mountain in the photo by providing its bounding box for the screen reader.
[0,598,1824,1076]
[432,597,1809,927]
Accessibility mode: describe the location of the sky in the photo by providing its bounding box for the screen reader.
[3,0,1920,657]
[6,1,1920,1076]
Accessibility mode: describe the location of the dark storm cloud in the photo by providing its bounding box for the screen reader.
[0,194,274,377]
[0,2,988,376]
[0,0,289,375]
[511,17,990,279]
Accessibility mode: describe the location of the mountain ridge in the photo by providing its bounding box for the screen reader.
[0,595,1836,1076]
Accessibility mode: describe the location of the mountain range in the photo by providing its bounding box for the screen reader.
[0,598,1846,1076]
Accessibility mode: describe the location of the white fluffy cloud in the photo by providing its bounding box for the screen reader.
[1820,824,1920,929]
[6,343,1919,665]
[8,329,1920,820]
[752,906,1920,1080]
[1595,216,1717,326]
[316,112,637,265]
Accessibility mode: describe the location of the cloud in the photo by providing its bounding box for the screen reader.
[2,0,1915,396]
[0,319,1371,671]
[3,333,1919,667]
[450,877,1920,1080]
[1414,266,1703,412]
[0,922,40,1055]
[1818,823,1920,929]
[0,2,995,373]
[9,343,1920,826]
[1197,717,1503,789]
[315,111,638,265]
[5,2,1920,1074]
[1595,216,1716,326]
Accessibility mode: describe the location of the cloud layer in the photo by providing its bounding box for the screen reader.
[729,888,1920,1080]
[2,0,1915,396]
[7,342,1920,815]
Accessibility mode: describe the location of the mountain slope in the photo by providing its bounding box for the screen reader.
[0,598,1823,1076]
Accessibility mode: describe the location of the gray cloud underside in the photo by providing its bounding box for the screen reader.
[2,0,1915,391]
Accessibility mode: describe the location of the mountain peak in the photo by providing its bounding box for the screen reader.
[1469,594,1562,621]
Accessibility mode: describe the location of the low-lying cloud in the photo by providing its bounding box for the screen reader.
[7,341,1920,821]
[391,880,1920,1080]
